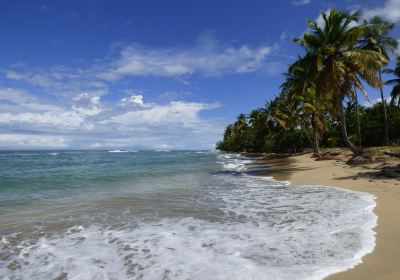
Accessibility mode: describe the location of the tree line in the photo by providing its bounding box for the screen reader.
[217,9,400,157]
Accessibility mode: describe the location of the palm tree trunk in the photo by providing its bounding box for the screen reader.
[301,124,314,148]
[311,115,321,157]
[353,86,362,146]
[379,70,389,146]
[337,98,362,156]
[314,130,321,157]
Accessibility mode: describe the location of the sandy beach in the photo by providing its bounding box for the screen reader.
[265,149,400,280]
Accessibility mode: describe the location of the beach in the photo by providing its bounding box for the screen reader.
[265,150,400,280]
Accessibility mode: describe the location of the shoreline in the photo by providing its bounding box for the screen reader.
[262,150,400,280]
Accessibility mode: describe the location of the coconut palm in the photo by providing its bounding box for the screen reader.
[281,56,323,157]
[247,109,270,152]
[218,124,235,151]
[385,56,400,107]
[295,9,387,156]
[217,114,249,152]
[232,114,248,151]
[360,16,398,145]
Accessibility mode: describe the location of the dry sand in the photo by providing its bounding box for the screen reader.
[264,149,400,280]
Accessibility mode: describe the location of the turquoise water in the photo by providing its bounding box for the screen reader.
[0,151,218,232]
[0,151,376,279]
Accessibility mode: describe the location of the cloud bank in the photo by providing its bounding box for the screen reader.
[0,35,276,149]
[97,37,272,80]
[4,35,274,92]
[0,87,222,149]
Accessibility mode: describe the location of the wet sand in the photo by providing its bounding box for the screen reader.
[262,150,400,280]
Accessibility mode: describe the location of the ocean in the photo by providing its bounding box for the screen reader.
[0,150,376,280]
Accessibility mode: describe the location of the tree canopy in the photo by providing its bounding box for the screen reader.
[217,9,400,156]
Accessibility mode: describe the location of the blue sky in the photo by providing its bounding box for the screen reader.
[0,0,399,149]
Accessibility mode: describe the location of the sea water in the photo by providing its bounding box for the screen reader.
[0,151,376,280]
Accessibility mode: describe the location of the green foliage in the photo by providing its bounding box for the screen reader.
[216,100,309,154]
[217,8,400,154]
[217,100,400,153]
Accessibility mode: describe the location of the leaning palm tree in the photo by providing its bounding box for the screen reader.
[295,9,387,156]
[360,16,398,145]
[385,55,400,107]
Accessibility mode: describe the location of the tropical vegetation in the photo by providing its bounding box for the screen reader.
[217,9,400,157]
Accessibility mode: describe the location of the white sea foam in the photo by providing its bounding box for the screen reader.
[108,150,131,153]
[216,153,253,171]
[48,152,59,156]
[195,151,214,154]
[0,154,377,280]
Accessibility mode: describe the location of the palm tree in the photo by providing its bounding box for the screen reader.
[219,124,235,151]
[295,9,387,156]
[217,114,249,152]
[247,109,270,152]
[385,56,400,107]
[281,56,323,157]
[360,16,398,145]
[232,114,248,151]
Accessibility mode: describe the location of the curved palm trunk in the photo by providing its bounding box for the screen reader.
[379,70,390,146]
[353,86,362,146]
[337,99,362,156]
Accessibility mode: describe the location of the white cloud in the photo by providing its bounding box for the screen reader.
[0,35,273,149]
[121,95,144,107]
[363,0,400,22]
[72,93,90,101]
[3,35,275,88]
[106,101,220,128]
[0,111,94,130]
[0,134,69,149]
[5,70,60,88]
[292,0,311,6]
[0,87,36,104]
[0,88,100,130]
[0,89,224,149]
[96,37,273,80]
[3,66,108,96]
[0,87,61,112]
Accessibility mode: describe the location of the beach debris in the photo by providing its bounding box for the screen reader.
[315,150,342,161]
[347,156,374,166]
[383,150,400,159]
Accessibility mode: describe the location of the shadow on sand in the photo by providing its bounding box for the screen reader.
[337,163,400,181]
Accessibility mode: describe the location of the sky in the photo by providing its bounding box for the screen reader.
[0,0,400,150]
